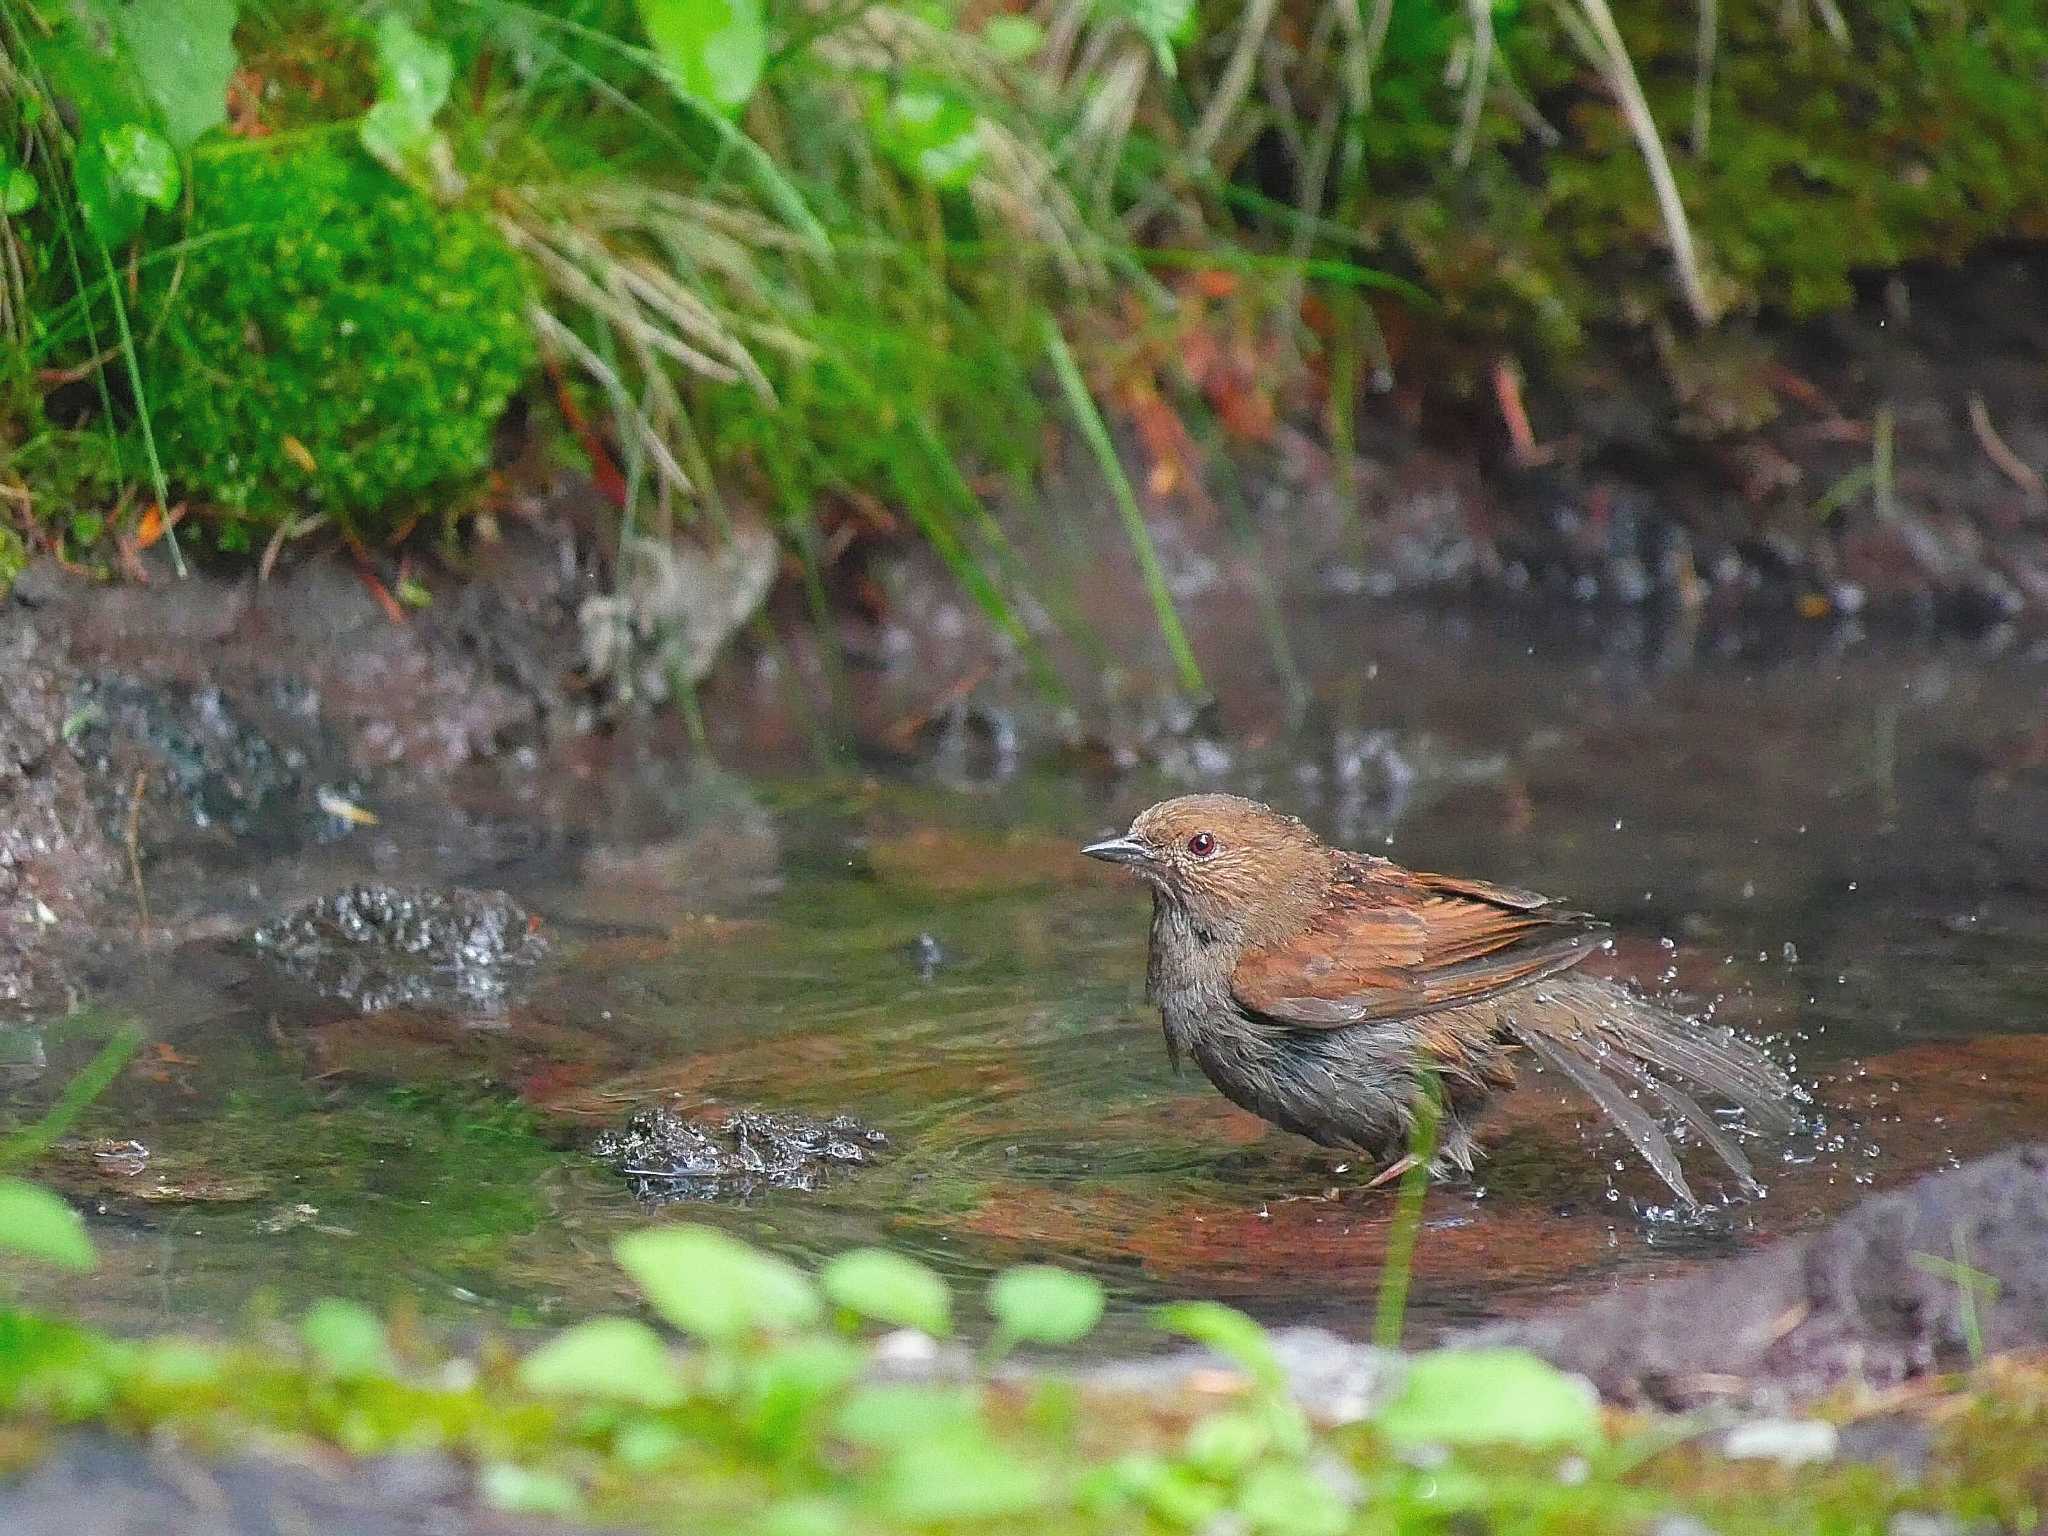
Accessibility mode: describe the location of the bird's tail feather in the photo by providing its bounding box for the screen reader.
[1519,1027,1696,1205]
[1506,974,1797,1205]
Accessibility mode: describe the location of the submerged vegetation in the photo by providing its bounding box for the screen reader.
[1,0,2045,606]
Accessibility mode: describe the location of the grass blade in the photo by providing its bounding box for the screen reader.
[0,1015,144,1172]
[98,245,186,576]
[1373,1076,1441,1349]
[1041,315,1205,699]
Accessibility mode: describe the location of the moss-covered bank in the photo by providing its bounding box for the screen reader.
[3,1274,2047,1534]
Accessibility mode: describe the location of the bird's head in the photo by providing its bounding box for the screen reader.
[1083,793,1332,944]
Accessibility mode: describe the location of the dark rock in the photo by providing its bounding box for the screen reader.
[593,1104,887,1201]
[1471,1146,2048,1408]
[250,885,547,1014]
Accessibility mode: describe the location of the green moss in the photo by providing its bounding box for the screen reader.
[137,139,534,538]
[1348,0,2048,349]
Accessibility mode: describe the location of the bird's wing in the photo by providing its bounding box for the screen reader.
[1229,858,1604,1028]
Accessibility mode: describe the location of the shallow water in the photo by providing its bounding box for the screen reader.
[8,593,2048,1350]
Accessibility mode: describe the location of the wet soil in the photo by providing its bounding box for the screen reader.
[0,622,120,1013]
[0,521,590,1005]
[1343,247,2048,624]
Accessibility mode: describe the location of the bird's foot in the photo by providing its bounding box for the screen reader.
[1364,1152,1422,1189]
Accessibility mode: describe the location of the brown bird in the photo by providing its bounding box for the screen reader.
[1084,793,1797,1205]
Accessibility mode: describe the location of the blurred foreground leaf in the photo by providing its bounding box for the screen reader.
[519,1317,682,1406]
[301,1298,395,1378]
[615,1225,820,1342]
[636,0,765,115]
[822,1248,952,1336]
[987,1265,1103,1352]
[0,1179,95,1271]
[1376,1348,1602,1450]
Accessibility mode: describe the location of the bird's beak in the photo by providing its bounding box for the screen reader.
[1082,835,1154,868]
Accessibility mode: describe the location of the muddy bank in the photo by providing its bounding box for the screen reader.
[0,623,119,1012]
[1336,247,2048,625]
[0,522,591,1012]
[1474,1146,2048,1408]
[731,247,2048,658]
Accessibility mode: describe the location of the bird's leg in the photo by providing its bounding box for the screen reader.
[1364,1152,1421,1189]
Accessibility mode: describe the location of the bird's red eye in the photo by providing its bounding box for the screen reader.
[1186,832,1217,858]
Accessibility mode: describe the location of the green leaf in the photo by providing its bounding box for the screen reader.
[1182,1411,1268,1478]
[745,1335,866,1448]
[112,0,237,151]
[105,122,181,205]
[870,87,984,191]
[0,1179,95,1270]
[834,1384,980,1449]
[75,123,179,244]
[26,7,156,134]
[69,511,105,547]
[518,1318,682,1407]
[1090,1454,1226,1527]
[2,166,38,216]
[479,1463,582,1517]
[881,1430,1051,1523]
[1236,1462,1350,1536]
[635,0,766,116]
[613,1417,689,1469]
[300,1298,395,1378]
[1376,1349,1602,1450]
[756,1496,853,1536]
[821,1248,952,1336]
[359,13,453,172]
[986,1265,1103,1350]
[981,15,1044,60]
[1153,1300,1281,1387]
[0,1312,123,1416]
[614,1226,819,1342]
[134,1339,221,1387]
[73,146,141,246]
